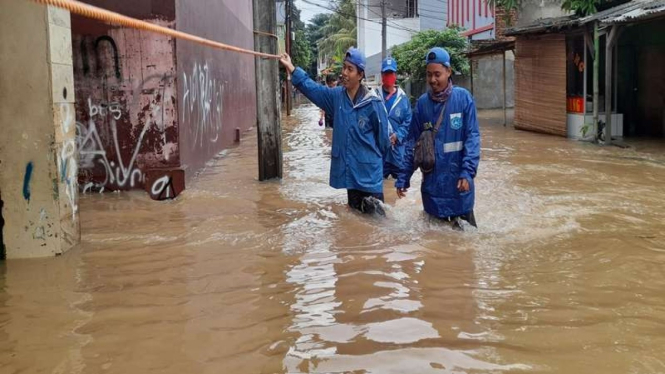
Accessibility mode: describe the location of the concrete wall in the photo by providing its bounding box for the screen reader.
[472,52,515,109]
[358,0,420,75]
[71,0,179,193]
[176,0,257,178]
[360,16,420,61]
[0,1,79,258]
[420,0,447,31]
[517,0,570,26]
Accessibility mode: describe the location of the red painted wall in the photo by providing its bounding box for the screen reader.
[175,0,257,179]
[72,0,179,191]
[71,0,257,194]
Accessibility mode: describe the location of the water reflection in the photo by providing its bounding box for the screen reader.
[0,106,664,373]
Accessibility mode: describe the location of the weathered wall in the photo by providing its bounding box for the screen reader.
[0,2,79,258]
[472,52,515,109]
[176,0,257,178]
[71,0,179,192]
[517,0,570,27]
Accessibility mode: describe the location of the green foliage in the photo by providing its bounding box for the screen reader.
[561,0,601,16]
[289,3,311,71]
[318,0,358,64]
[391,28,470,82]
[306,13,332,75]
[292,29,311,71]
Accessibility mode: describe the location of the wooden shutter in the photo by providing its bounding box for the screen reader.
[514,34,567,136]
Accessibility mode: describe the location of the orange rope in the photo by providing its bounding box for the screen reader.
[253,30,279,40]
[30,0,281,59]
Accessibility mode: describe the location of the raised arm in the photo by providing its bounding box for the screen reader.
[279,53,335,114]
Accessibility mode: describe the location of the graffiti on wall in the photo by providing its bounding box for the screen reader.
[78,98,146,191]
[73,28,180,194]
[181,62,225,148]
[58,101,79,218]
[23,162,34,202]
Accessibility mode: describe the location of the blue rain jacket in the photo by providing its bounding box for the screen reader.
[375,87,412,175]
[396,87,481,218]
[292,68,391,193]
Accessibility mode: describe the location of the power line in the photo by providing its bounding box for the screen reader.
[301,0,420,34]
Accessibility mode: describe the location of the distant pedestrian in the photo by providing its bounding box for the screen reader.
[319,74,338,128]
[374,57,412,179]
[395,47,481,230]
[279,48,391,215]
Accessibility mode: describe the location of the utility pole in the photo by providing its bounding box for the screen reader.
[285,0,292,116]
[381,0,387,59]
[592,22,599,143]
[253,0,283,180]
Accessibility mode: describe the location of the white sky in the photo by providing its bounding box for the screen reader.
[295,0,332,24]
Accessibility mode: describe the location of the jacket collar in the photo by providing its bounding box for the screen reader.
[347,85,381,109]
[375,86,406,113]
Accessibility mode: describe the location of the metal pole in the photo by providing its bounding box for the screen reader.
[593,23,600,143]
[381,0,387,59]
[469,57,474,96]
[503,50,507,127]
[254,0,283,180]
[285,0,292,116]
[605,25,618,145]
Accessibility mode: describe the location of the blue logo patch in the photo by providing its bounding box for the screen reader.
[358,116,368,129]
[450,113,463,130]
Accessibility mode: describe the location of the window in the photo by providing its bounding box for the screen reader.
[407,0,418,18]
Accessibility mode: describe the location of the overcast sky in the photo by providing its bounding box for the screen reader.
[295,0,332,24]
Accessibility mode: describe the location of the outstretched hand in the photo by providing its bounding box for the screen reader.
[279,53,295,74]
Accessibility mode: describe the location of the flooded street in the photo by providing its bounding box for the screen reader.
[2,104,665,373]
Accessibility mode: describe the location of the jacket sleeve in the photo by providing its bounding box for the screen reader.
[374,101,391,156]
[395,102,421,189]
[395,100,412,144]
[291,67,335,114]
[459,95,481,182]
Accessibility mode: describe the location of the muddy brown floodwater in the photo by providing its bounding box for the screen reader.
[2,105,665,374]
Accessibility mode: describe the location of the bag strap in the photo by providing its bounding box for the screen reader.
[433,102,447,133]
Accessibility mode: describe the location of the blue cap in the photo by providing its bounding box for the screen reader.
[425,47,451,68]
[381,57,397,72]
[344,47,366,72]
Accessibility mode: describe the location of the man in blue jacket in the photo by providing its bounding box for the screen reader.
[278,48,391,215]
[374,57,412,179]
[395,47,481,229]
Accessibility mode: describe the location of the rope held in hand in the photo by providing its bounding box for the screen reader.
[29,0,281,59]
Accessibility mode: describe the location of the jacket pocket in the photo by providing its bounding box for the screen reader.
[354,159,382,186]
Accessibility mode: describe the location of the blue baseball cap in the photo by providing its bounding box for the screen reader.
[425,47,451,68]
[344,47,366,72]
[381,57,397,73]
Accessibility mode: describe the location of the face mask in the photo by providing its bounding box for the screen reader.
[382,72,397,88]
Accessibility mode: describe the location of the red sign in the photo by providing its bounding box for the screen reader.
[567,97,584,113]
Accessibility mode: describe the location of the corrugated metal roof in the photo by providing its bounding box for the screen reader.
[505,0,665,35]
[583,0,665,24]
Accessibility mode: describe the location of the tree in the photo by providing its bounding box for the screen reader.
[318,0,357,65]
[306,13,332,76]
[292,29,311,72]
[391,28,470,82]
[561,0,602,16]
[289,2,311,70]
